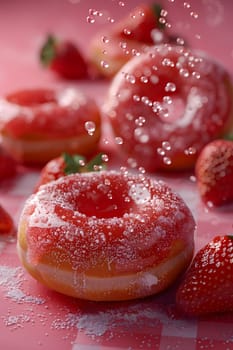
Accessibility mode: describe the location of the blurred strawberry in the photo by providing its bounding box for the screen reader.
[40,34,88,80]
[113,3,168,44]
[0,147,17,181]
[195,139,233,206]
[0,204,14,234]
[176,235,233,316]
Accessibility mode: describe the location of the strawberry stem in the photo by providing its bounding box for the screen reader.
[151,3,165,29]
[40,35,57,66]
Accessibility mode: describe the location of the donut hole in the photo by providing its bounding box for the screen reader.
[158,95,186,123]
[6,89,56,107]
[74,177,138,219]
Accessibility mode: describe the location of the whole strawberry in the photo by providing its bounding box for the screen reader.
[176,235,233,316]
[0,147,17,181]
[34,152,105,191]
[113,3,167,44]
[195,139,233,206]
[0,204,14,234]
[40,35,88,80]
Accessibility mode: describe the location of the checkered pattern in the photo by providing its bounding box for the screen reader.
[1,168,233,350]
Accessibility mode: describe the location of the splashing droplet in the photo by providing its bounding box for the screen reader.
[115,136,123,145]
[102,36,109,43]
[163,157,172,165]
[86,16,95,24]
[101,60,109,69]
[85,121,96,135]
[165,82,176,92]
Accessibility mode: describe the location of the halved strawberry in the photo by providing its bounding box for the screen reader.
[176,235,233,316]
[0,204,14,234]
[195,139,233,206]
[40,34,88,80]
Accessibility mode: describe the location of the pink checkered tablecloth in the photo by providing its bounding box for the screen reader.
[0,1,233,349]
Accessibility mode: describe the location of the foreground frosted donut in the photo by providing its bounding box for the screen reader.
[104,44,233,171]
[0,88,101,164]
[17,170,195,301]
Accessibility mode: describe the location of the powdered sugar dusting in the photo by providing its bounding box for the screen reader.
[0,265,44,304]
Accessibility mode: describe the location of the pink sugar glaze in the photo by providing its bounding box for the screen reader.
[0,87,100,138]
[19,170,195,276]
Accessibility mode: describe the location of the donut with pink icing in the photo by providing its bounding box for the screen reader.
[17,170,195,301]
[104,44,233,171]
[0,88,101,164]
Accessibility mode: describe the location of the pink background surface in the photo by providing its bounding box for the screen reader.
[0,1,233,349]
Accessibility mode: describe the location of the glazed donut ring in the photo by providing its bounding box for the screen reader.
[17,170,195,301]
[0,88,101,164]
[104,44,233,171]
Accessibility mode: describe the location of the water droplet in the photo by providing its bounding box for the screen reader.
[127,158,138,168]
[133,94,140,102]
[119,41,127,49]
[176,37,185,46]
[125,73,136,84]
[179,68,190,78]
[115,136,123,145]
[184,147,196,155]
[123,28,131,36]
[79,159,86,167]
[140,76,149,83]
[190,11,199,19]
[141,96,152,106]
[101,60,109,69]
[157,147,165,156]
[86,16,95,24]
[134,128,149,143]
[135,116,146,126]
[85,121,96,135]
[118,1,125,6]
[162,58,175,67]
[108,17,115,23]
[165,82,176,92]
[189,175,196,182]
[161,9,168,17]
[162,141,171,151]
[163,95,173,104]
[102,36,109,43]
[101,154,109,162]
[183,2,191,9]
[159,17,166,25]
[192,71,201,79]
[163,157,172,165]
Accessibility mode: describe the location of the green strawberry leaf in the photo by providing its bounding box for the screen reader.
[62,152,106,175]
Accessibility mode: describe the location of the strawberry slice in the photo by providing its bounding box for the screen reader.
[195,139,233,206]
[0,204,14,234]
[40,34,88,80]
[34,152,105,191]
[113,3,167,44]
[176,235,233,316]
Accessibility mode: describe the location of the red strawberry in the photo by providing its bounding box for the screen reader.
[40,35,88,79]
[0,204,14,234]
[195,139,233,206]
[113,3,167,44]
[0,147,17,181]
[34,152,105,191]
[176,235,233,316]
